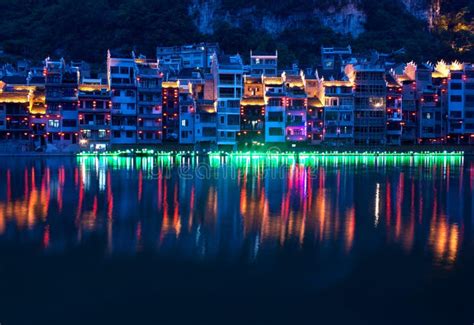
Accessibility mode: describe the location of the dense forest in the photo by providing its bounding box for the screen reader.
[0,0,472,67]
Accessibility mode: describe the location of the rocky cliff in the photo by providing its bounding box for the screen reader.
[188,0,433,37]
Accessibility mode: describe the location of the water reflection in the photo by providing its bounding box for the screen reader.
[0,156,471,270]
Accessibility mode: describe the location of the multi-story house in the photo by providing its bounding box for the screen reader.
[107,51,137,145]
[157,43,219,70]
[385,73,403,145]
[135,57,162,145]
[400,77,418,144]
[320,46,352,79]
[211,53,243,148]
[162,81,180,142]
[322,80,354,144]
[78,78,112,151]
[249,51,278,76]
[239,76,265,145]
[353,64,387,145]
[194,74,217,148]
[447,63,474,144]
[179,82,196,144]
[0,82,32,150]
[263,76,286,143]
[305,78,325,144]
[284,72,307,142]
[44,58,80,149]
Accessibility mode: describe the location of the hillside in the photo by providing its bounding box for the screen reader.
[0,0,472,67]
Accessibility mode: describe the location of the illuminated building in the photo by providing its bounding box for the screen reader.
[44,58,80,148]
[162,81,180,142]
[135,56,163,145]
[263,76,286,143]
[211,53,243,148]
[305,78,325,144]
[320,46,352,78]
[353,64,387,145]
[157,43,219,70]
[107,51,137,144]
[249,51,278,76]
[284,72,307,142]
[322,80,354,144]
[0,82,32,146]
[78,79,112,151]
[447,63,474,144]
[178,82,196,144]
[385,73,403,145]
[194,74,217,148]
[239,76,265,145]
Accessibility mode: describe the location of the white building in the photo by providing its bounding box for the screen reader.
[448,63,474,143]
[250,51,278,76]
[107,51,137,145]
[211,53,243,148]
[263,76,286,142]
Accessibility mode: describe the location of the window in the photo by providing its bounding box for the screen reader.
[450,73,462,80]
[49,120,60,128]
[269,127,283,136]
[126,131,133,138]
[268,112,283,122]
[113,131,121,138]
[181,131,188,138]
[62,119,76,127]
[450,82,462,90]
[466,83,474,90]
[220,116,224,124]
[181,119,188,127]
[227,115,239,125]
[325,98,338,106]
[127,104,135,110]
[450,95,462,102]
[268,98,281,107]
[98,130,106,138]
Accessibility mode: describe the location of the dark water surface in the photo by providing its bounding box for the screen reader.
[0,155,472,324]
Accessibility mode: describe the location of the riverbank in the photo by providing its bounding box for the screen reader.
[0,145,472,157]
